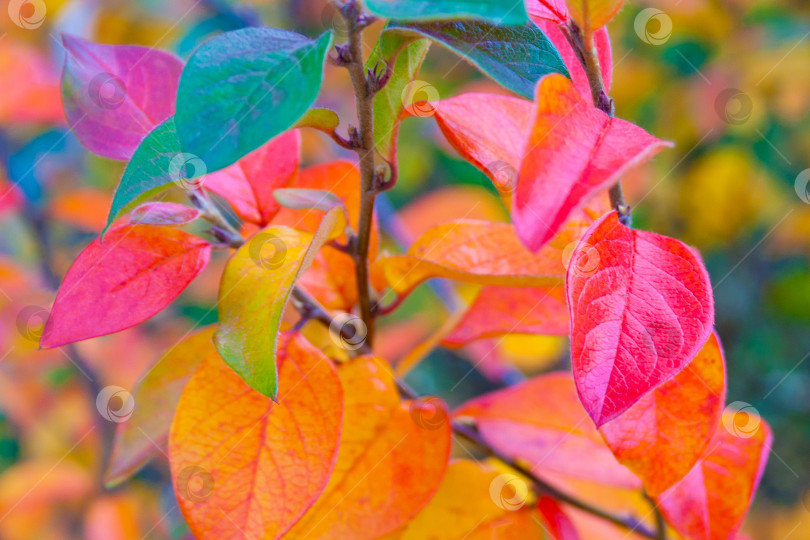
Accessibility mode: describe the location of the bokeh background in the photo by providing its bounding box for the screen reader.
[0,0,808,538]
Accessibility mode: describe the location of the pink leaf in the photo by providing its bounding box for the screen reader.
[514,74,671,251]
[525,0,570,24]
[41,225,210,348]
[567,211,715,426]
[61,35,183,160]
[203,130,300,226]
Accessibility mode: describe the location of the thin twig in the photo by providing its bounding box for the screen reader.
[339,0,379,345]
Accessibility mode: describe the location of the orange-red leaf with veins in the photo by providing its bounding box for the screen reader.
[514,74,671,251]
[599,332,726,496]
[169,332,343,540]
[455,372,640,489]
[40,225,210,348]
[655,411,772,540]
[203,130,300,226]
[567,211,715,426]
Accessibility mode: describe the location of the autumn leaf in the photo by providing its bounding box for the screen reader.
[455,372,640,489]
[214,207,343,398]
[203,130,301,226]
[443,285,569,347]
[387,460,547,539]
[373,220,566,298]
[40,225,211,349]
[129,202,200,226]
[105,327,218,487]
[525,0,569,24]
[567,211,715,426]
[537,496,581,539]
[514,73,671,251]
[599,332,726,496]
[61,35,183,160]
[364,0,529,25]
[169,332,343,540]
[564,0,625,36]
[655,411,772,540]
[287,356,452,539]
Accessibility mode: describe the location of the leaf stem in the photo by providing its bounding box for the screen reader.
[339,0,378,346]
[564,20,631,226]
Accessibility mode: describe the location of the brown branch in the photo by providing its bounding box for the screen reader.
[339,0,378,346]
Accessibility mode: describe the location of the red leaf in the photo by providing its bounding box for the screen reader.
[599,332,726,496]
[455,372,641,489]
[203,130,300,226]
[514,74,671,251]
[532,19,613,104]
[567,211,715,426]
[525,0,570,24]
[537,496,581,540]
[655,411,772,540]
[40,225,210,348]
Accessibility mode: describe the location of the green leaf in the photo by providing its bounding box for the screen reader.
[365,0,528,25]
[366,30,430,164]
[214,208,343,398]
[389,21,569,99]
[175,28,332,173]
[106,117,187,229]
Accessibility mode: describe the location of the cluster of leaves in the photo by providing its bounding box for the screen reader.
[33,0,775,538]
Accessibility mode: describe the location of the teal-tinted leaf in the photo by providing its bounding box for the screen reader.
[366,0,528,25]
[366,30,430,164]
[389,20,568,99]
[106,117,187,229]
[175,28,332,173]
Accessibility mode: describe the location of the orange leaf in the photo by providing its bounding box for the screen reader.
[564,0,625,35]
[387,460,547,539]
[288,357,451,539]
[373,220,566,297]
[455,372,640,489]
[105,327,218,487]
[655,411,772,540]
[169,333,343,540]
[442,285,569,347]
[599,332,726,496]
